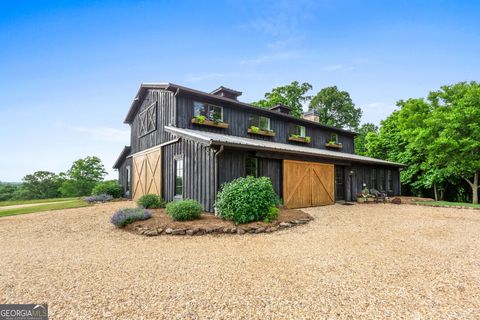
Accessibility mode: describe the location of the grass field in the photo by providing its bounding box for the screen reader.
[414,200,480,209]
[0,198,91,217]
[0,197,78,207]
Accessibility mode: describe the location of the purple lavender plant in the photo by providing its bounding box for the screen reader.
[110,207,152,228]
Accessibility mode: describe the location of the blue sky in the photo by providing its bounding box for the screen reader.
[1,0,479,182]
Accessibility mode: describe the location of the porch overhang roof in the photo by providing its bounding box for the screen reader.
[164,126,405,167]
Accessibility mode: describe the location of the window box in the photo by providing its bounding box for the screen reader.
[247,127,276,137]
[325,142,342,149]
[289,135,311,143]
[191,117,229,129]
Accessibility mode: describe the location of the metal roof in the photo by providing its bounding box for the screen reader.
[164,126,404,167]
[112,146,131,169]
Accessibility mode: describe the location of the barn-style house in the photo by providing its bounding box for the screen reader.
[113,83,403,211]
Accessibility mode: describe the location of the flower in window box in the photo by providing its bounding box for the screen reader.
[195,115,206,124]
[305,136,311,143]
[249,126,260,133]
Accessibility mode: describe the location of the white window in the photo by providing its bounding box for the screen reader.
[290,124,306,138]
[174,159,184,197]
[194,102,223,122]
[249,115,271,131]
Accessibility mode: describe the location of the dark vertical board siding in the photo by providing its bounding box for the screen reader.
[117,157,132,198]
[163,139,216,212]
[348,164,401,201]
[218,149,282,198]
[258,158,283,198]
[176,96,355,154]
[131,89,175,154]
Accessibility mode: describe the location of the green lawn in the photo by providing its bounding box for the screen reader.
[0,199,92,217]
[414,200,480,209]
[0,197,78,207]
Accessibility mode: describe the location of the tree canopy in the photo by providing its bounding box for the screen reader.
[252,81,312,118]
[364,81,480,204]
[309,86,362,130]
[60,156,107,197]
[354,123,378,156]
[20,171,64,199]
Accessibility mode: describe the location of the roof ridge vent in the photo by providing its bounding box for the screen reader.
[210,86,242,100]
[269,104,291,114]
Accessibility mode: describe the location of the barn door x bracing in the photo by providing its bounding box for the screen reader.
[132,148,161,201]
[283,160,334,209]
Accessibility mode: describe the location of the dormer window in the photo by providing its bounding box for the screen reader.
[194,101,223,122]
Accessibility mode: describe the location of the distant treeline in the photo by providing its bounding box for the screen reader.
[0,156,123,201]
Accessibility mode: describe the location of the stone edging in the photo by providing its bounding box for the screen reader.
[412,203,480,210]
[134,216,314,237]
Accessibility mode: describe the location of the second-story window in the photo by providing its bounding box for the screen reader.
[249,115,271,131]
[289,124,306,138]
[194,101,223,122]
[330,133,339,143]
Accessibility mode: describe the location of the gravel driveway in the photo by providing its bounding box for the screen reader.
[1,202,479,319]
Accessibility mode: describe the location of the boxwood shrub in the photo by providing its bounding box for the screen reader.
[111,207,151,228]
[215,176,279,224]
[166,199,202,221]
[137,194,165,209]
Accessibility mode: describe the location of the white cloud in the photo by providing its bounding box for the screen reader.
[322,64,355,71]
[71,126,129,143]
[239,52,299,65]
[364,102,389,109]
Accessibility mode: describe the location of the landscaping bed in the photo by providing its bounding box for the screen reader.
[125,208,313,236]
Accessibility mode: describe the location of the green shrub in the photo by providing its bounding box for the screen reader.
[264,206,279,223]
[92,180,123,198]
[137,194,165,209]
[166,199,202,221]
[215,176,280,224]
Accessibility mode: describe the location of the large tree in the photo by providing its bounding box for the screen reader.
[252,81,312,118]
[354,123,378,155]
[422,82,480,204]
[308,86,362,130]
[60,156,107,197]
[365,82,480,204]
[20,171,64,199]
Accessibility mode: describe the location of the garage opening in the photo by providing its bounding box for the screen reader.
[283,160,334,209]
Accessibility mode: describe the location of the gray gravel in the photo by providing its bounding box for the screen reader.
[0,202,479,319]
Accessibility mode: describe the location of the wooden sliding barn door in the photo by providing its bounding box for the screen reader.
[283,160,334,209]
[132,148,162,201]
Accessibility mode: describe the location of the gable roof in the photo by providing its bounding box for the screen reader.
[113,146,131,169]
[164,126,404,167]
[123,83,358,136]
